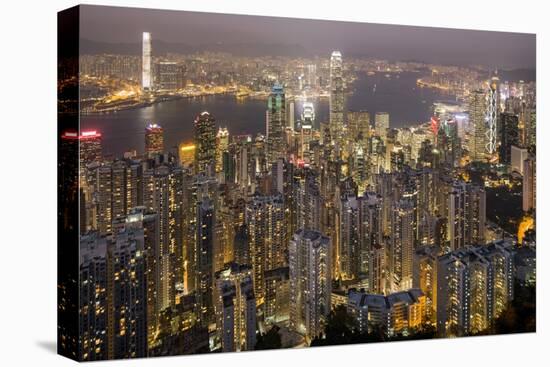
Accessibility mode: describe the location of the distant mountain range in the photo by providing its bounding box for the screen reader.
[80,38,310,57]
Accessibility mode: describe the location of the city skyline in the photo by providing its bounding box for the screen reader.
[58,5,536,362]
[78,5,536,69]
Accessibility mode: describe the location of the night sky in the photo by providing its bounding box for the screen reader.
[79,5,535,69]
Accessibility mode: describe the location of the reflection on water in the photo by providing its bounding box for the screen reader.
[81,71,451,157]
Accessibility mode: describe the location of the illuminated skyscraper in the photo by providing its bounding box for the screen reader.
[266,84,286,164]
[196,198,215,324]
[339,195,360,280]
[289,229,331,341]
[79,234,108,361]
[288,99,295,130]
[142,166,185,310]
[79,222,148,360]
[486,76,500,155]
[124,207,160,347]
[447,181,486,252]
[142,32,152,91]
[145,123,164,156]
[214,263,257,352]
[437,240,514,337]
[469,89,488,162]
[413,245,438,324]
[178,143,195,168]
[264,266,290,324]
[329,51,344,142]
[389,199,415,292]
[375,112,389,141]
[245,193,285,301]
[300,102,314,160]
[194,111,217,175]
[347,110,370,142]
[216,127,229,174]
[155,61,184,91]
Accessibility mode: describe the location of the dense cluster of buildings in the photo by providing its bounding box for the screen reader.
[60,34,536,361]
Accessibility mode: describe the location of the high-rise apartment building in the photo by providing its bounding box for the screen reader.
[347,288,426,337]
[245,193,285,301]
[289,229,331,341]
[447,181,486,252]
[436,240,514,337]
[214,263,257,352]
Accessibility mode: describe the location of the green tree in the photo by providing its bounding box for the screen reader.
[255,325,282,350]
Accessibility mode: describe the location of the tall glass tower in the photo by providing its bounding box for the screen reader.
[486,75,500,155]
[329,51,344,142]
[142,32,152,91]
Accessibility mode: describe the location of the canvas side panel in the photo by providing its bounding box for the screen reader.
[57,5,80,362]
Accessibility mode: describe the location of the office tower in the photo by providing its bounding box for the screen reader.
[266,84,286,164]
[145,123,164,156]
[347,289,426,337]
[79,130,102,167]
[142,32,152,91]
[178,143,195,168]
[194,111,217,175]
[389,199,415,292]
[375,112,390,141]
[196,198,215,325]
[486,76,500,155]
[339,194,360,280]
[245,193,285,301]
[347,110,370,141]
[447,181,486,252]
[436,118,460,167]
[499,112,520,165]
[214,263,257,352]
[289,229,331,341]
[469,89,487,162]
[216,127,229,174]
[523,155,536,212]
[329,51,344,142]
[413,245,438,324]
[155,61,184,91]
[300,102,314,160]
[264,266,290,324]
[437,240,514,337]
[288,99,295,130]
